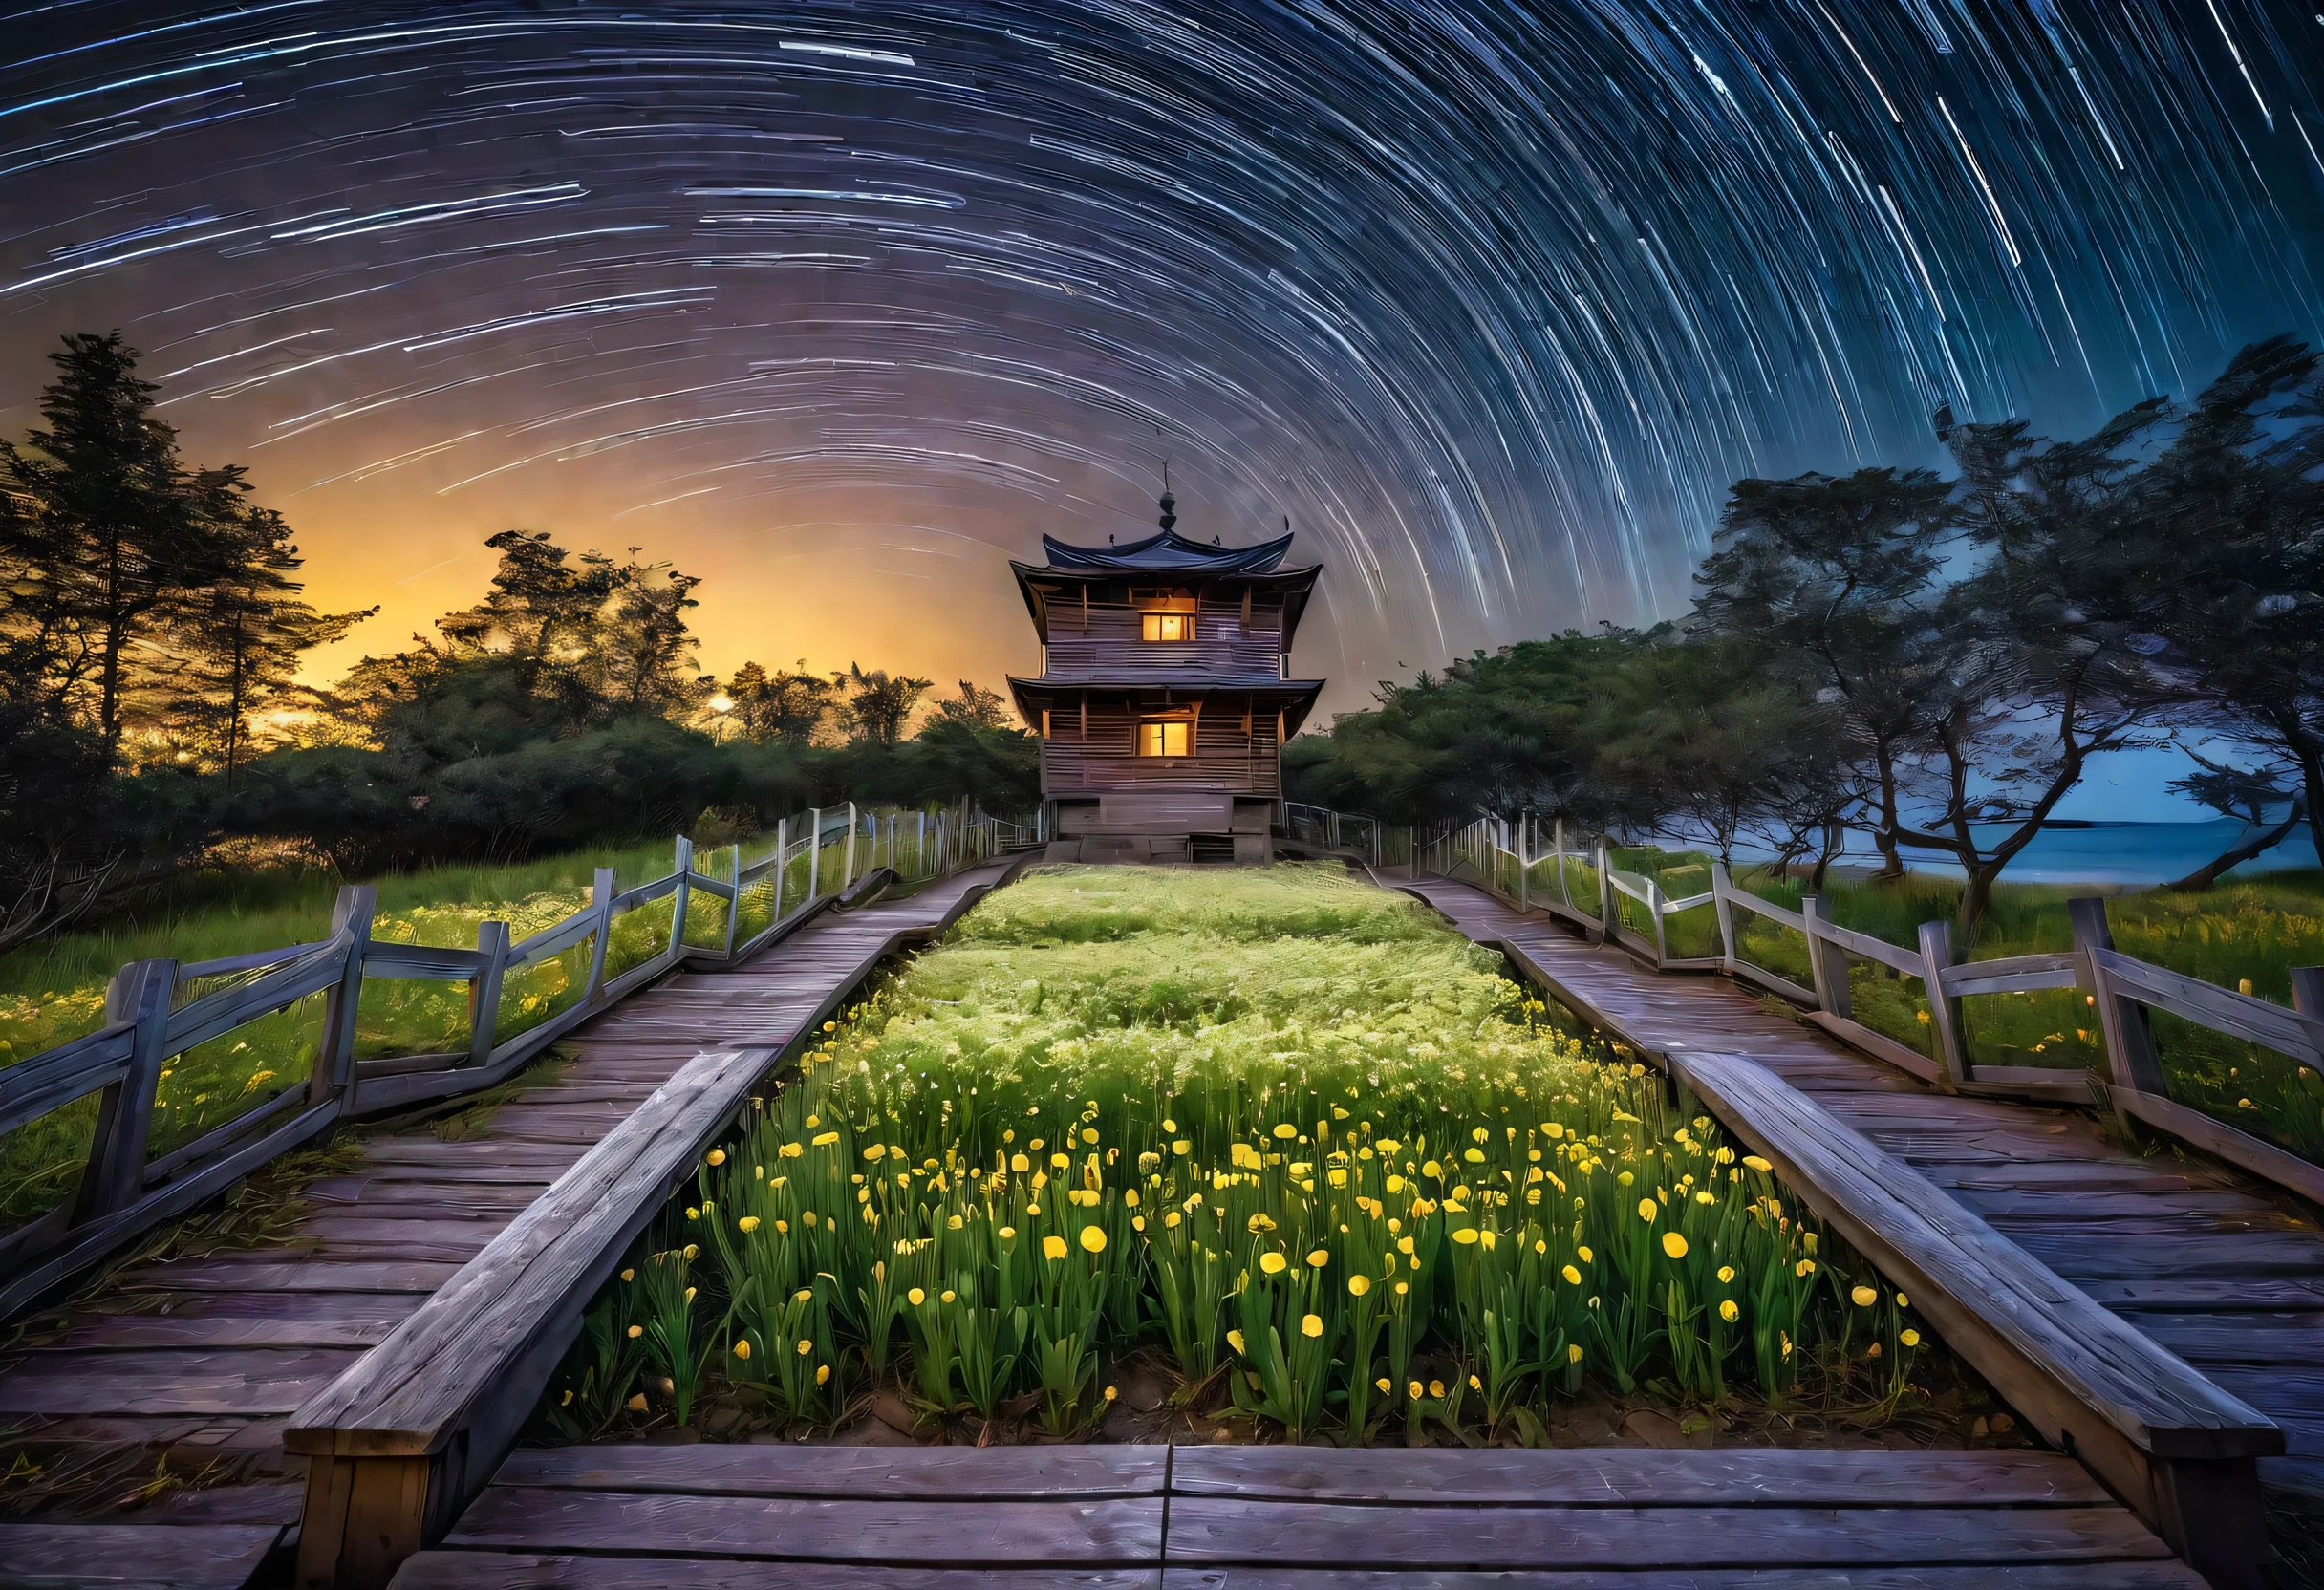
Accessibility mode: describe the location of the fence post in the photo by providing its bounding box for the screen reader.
[1711,861,1739,973]
[75,957,176,1220]
[584,868,615,1004]
[1916,919,1970,1089]
[1646,877,1668,966]
[2069,896,2167,1096]
[315,885,376,1101]
[1799,894,1849,1020]
[1594,842,1616,946]
[2293,967,2324,1023]
[769,819,789,924]
[1517,813,1530,913]
[807,808,823,901]
[668,836,694,964]
[723,843,742,956]
[467,921,510,1066]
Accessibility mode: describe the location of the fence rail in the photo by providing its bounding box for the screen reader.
[1394,810,2324,1210]
[0,800,1021,1320]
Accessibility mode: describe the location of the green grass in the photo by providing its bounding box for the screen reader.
[542,864,1941,1448]
[1575,851,2324,1164]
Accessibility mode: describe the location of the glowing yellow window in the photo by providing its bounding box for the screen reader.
[1141,612,1191,641]
[1139,720,1190,757]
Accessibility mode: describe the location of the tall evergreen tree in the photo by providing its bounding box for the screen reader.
[167,501,373,781]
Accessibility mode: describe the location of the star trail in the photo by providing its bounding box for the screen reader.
[1,1,2320,703]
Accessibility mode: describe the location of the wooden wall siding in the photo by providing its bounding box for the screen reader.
[1042,703,1279,797]
[1040,594,1285,683]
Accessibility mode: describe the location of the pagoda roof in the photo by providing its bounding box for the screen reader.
[1038,526,1295,573]
[1007,674,1325,740]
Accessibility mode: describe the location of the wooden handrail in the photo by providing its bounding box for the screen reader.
[1364,804,2324,1207]
[0,806,1030,1324]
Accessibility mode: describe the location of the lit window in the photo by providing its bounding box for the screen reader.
[1139,720,1190,757]
[1141,612,1191,641]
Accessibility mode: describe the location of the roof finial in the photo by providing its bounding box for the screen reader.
[1158,461,1176,533]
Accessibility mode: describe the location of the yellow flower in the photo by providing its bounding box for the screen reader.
[907,1288,926,1305]
[816,1364,830,1386]
[1561,1263,1582,1285]
[1307,1248,1329,1267]
[1567,1343,1584,1364]
[1451,1227,1479,1245]
[706,1149,726,1166]
[1132,1215,1146,1232]
[1716,1265,1735,1283]
[1743,1155,1771,1173]
[1895,1293,1909,1308]
[685,1207,699,1220]
[738,1215,761,1233]
[1463,1147,1485,1163]
[999,1226,1016,1239]
[940,1290,956,1303]
[1851,1284,1878,1307]
[1163,1118,1177,1132]
[733,1339,751,1359]
[1228,1329,1247,1354]
[1348,1274,1372,1297]
[1104,1385,1118,1402]
[1577,1245,1593,1262]
[1301,1314,1323,1339]
[1637,1198,1657,1221]
[620,1268,635,1282]
[1468,1374,1481,1390]
[682,1244,699,1260]
[1011,1152,1030,1172]
[1376,1377,1392,1393]
[1043,1235,1068,1260]
[1248,1213,1278,1235]
[627,1324,643,1339]
[811,1131,839,1147]
[627,1393,648,1411]
[1260,1252,1288,1275]
[1080,1225,1108,1254]
[1901,1329,1922,1348]
[1719,1300,1740,1322]
[1273,1123,1299,1139]
[1408,1380,1424,1400]
[1428,1380,1445,1398]
[797,1338,814,1356]
[1172,1139,1192,1155]
[1661,1232,1688,1259]
[1422,1159,1443,1178]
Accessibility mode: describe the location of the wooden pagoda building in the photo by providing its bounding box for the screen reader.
[1008,494,1323,863]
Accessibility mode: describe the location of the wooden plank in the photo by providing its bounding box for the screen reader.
[1166,1446,2107,1506]
[1801,1010,1942,1084]
[0,1346,362,1415]
[1160,1500,2173,1568]
[0,1521,283,1590]
[1153,1569,2203,1590]
[442,1491,1165,1565]
[45,1301,414,1350]
[493,1444,1167,1499]
[125,1258,463,1294]
[396,1562,1160,1590]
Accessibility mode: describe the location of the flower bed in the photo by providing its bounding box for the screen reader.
[545,865,1957,1447]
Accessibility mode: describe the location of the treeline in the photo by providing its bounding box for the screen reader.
[1291,335,2324,938]
[0,334,1035,951]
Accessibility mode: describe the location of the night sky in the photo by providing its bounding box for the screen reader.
[4,1,2322,744]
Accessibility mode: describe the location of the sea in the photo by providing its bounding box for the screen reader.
[1771,818,2321,886]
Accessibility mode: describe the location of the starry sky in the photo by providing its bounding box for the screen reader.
[4,1,2323,771]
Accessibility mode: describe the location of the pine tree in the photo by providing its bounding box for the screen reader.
[167,501,373,782]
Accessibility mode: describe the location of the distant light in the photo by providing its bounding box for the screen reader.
[710,695,736,714]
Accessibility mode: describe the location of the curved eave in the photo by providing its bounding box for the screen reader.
[1006,675,1326,738]
[1009,560,1322,645]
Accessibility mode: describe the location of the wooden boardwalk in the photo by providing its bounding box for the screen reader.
[0,862,1018,1585]
[390,1442,2202,1588]
[1395,877,2324,1504]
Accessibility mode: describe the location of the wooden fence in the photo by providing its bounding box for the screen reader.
[1407,812,2324,1208]
[0,801,1026,1321]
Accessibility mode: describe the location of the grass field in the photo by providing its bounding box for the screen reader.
[1599,851,2324,1162]
[543,865,1947,1448]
